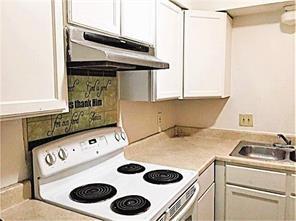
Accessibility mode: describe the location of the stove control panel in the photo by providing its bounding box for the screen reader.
[45,153,56,166]
[88,139,97,145]
[114,131,127,141]
[33,127,128,178]
[58,148,68,161]
[121,131,126,140]
[114,132,121,141]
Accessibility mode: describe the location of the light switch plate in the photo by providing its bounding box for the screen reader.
[239,114,253,127]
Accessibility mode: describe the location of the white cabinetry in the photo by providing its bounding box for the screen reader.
[121,0,155,45]
[223,164,293,221]
[154,0,183,100]
[184,10,231,98]
[68,0,120,35]
[198,182,215,221]
[287,195,296,221]
[226,165,287,193]
[226,185,286,220]
[120,0,183,101]
[69,0,155,44]
[287,174,296,220]
[196,163,215,221]
[0,0,68,119]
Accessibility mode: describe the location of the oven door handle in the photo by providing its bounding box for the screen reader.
[169,186,199,221]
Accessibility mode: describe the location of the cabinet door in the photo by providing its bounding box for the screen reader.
[286,195,296,221]
[68,0,120,35]
[226,185,286,221]
[121,0,155,45]
[286,174,296,220]
[197,183,215,221]
[184,10,231,98]
[0,0,68,119]
[154,0,183,100]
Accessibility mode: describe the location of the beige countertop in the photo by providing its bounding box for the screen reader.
[0,180,99,221]
[125,127,296,174]
[2,127,295,221]
[1,200,98,221]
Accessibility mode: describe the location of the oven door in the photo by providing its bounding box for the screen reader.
[169,185,198,221]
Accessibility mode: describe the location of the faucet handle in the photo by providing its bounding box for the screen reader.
[273,143,294,149]
[277,134,292,145]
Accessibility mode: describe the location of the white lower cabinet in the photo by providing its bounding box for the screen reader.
[197,183,215,221]
[287,195,296,221]
[286,174,296,220]
[196,163,215,221]
[226,165,287,193]
[225,184,286,220]
[215,163,296,221]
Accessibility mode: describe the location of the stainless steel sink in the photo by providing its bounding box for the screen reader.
[238,145,286,161]
[231,141,295,162]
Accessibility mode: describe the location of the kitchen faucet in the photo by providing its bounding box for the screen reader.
[273,134,293,149]
[277,134,292,145]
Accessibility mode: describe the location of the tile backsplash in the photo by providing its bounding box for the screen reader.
[26,70,118,149]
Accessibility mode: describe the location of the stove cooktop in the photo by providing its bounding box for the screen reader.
[111,195,151,215]
[117,163,146,174]
[143,170,183,185]
[33,127,198,221]
[39,154,197,221]
[69,183,117,203]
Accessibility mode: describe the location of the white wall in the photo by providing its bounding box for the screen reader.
[0,120,29,188]
[176,11,295,135]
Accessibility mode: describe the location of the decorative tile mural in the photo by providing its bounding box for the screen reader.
[27,70,118,149]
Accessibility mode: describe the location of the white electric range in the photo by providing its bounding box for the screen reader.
[33,127,198,221]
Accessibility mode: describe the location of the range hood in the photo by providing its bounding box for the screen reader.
[67,27,169,71]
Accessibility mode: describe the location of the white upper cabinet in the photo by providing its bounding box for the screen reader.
[154,0,183,100]
[121,0,155,45]
[119,0,183,101]
[183,10,232,98]
[119,0,184,101]
[0,0,68,119]
[68,0,120,35]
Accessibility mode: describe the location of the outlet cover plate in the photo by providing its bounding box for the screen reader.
[239,114,253,127]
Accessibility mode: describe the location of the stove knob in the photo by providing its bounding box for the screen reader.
[121,132,126,140]
[58,148,68,161]
[45,153,56,166]
[114,132,120,141]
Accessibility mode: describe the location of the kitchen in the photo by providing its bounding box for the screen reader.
[0,0,295,220]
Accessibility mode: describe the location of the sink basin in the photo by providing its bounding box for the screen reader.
[290,151,296,162]
[238,145,286,161]
[230,141,295,162]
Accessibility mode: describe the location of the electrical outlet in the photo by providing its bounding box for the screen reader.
[157,112,162,132]
[157,112,162,126]
[239,114,253,127]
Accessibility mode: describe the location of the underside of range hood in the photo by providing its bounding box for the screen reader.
[67,27,169,72]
